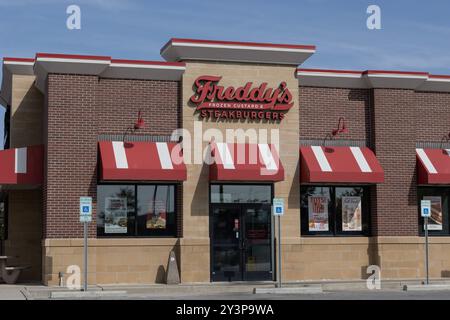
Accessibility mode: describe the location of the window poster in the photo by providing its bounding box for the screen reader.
[146,200,167,229]
[342,196,362,231]
[308,196,329,231]
[424,196,443,231]
[104,197,128,234]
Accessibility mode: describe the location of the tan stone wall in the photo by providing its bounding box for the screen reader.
[42,238,181,286]
[4,189,42,281]
[181,61,300,282]
[281,237,450,281]
[41,236,450,285]
[10,75,44,148]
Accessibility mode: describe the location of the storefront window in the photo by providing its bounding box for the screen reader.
[137,185,176,237]
[210,184,272,204]
[418,187,450,236]
[0,193,7,241]
[97,184,176,237]
[300,186,370,236]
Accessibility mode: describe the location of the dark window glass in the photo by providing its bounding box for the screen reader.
[137,185,176,236]
[0,193,7,242]
[97,185,135,237]
[97,184,177,237]
[418,187,450,236]
[300,186,333,236]
[211,184,271,204]
[301,186,369,236]
[335,187,369,235]
[3,106,10,149]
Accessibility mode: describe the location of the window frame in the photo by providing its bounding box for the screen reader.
[210,183,273,205]
[418,186,450,236]
[97,182,178,238]
[300,185,371,237]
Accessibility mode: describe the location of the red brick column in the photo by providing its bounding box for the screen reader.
[370,88,418,236]
[44,74,99,238]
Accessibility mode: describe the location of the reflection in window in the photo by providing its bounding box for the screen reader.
[0,193,7,245]
[418,187,450,235]
[336,187,365,232]
[211,185,272,204]
[137,185,175,236]
[301,186,369,236]
[97,185,135,236]
[97,184,177,237]
[301,186,332,233]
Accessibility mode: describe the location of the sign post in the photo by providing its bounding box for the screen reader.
[421,200,431,285]
[272,198,284,288]
[79,197,92,292]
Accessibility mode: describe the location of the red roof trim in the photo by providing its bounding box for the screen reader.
[297,68,363,75]
[36,53,111,61]
[161,37,316,53]
[364,70,429,76]
[111,59,185,67]
[429,74,450,80]
[3,57,35,63]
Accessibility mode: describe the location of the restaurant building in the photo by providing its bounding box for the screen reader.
[0,38,449,285]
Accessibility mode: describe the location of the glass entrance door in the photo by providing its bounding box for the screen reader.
[242,204,272,281]
[211,205,242,281]
[211,203,272,281]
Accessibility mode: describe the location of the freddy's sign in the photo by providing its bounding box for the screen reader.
[190,75,293,121]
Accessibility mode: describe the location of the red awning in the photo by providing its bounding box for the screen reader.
[300,146,384,183]
[209,142,284,181]
[99,141,187,181]
[416,148,450,184]
[0,145,44,185]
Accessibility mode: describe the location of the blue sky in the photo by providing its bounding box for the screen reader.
[1,0,450,148]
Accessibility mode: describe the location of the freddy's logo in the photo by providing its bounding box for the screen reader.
[190,75,293,121]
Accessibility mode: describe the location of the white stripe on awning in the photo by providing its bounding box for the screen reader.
[216,142,235,169]
[311,146,332,172]
[445,149,450,157]
[258,144,278,171]
[416,148,437,174]
[350,147,372,173]
[156,142,173,170]
[112,141,128,169]
[14,147,27,174]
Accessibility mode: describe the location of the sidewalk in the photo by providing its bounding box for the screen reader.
[4,278,450,300]
[0,284,37,300]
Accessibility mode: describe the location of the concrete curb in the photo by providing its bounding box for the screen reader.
[20,279,450,299]
[50,290,127,299]
[254,286,322,294]
[403,284,450,292]
[99,284,274,295]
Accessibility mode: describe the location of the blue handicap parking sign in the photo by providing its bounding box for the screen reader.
[276,207,282,213]
[82,206,90,213]
[423,208,429,215]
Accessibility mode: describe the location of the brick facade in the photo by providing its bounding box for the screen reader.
[43,78,448,239]
[299,86,449,236]
[299,86,371,144]
[415,91,450,142]
[44,74,181,238]
[371,89,418,236]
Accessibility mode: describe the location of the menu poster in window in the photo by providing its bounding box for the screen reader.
[104,197,128,234]
[424,196,443,231]
[146,200,167,229]
[342,196,362,231]
[308,196,329,231]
